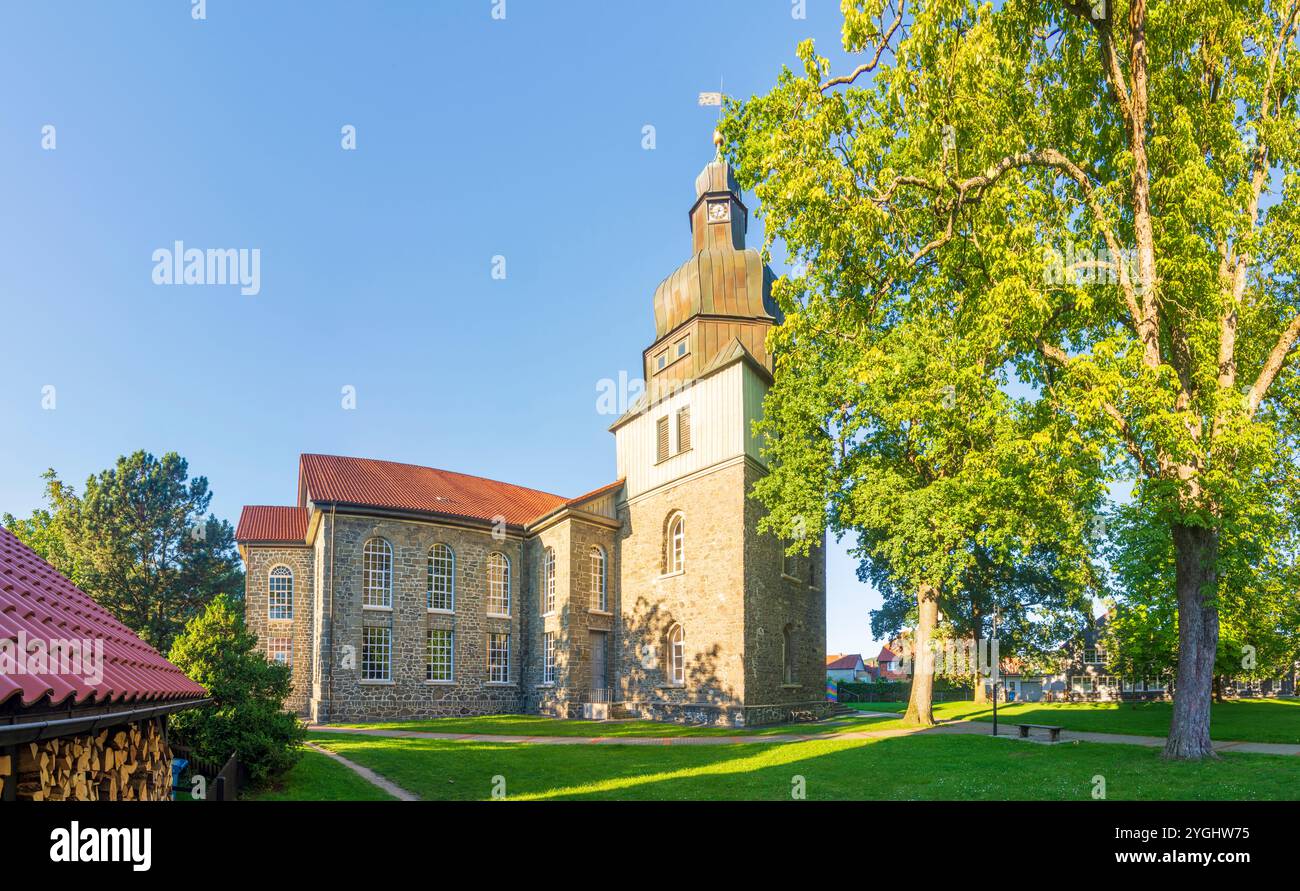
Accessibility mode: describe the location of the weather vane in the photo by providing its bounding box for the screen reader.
[698,77,724,153]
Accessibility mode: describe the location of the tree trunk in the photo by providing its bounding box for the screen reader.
[1213,675,1223,704]
[1163,524,1220,760]
[903,583,938,727]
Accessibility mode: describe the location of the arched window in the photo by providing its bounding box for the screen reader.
[782,624,796,685]
[428,544,455,612]
[363,538,393,608]
[487,552,511,616]
[542,547,556,614]
[666,513,685,574]
[781,543,793,578]
[667,624,685,686]
[590,546,607,611]
[268,566,293,620]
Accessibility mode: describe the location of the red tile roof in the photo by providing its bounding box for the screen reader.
[0,528,207,710]
[564,479,625,509]
[296,454,572,528]
[235,505,308,544]
[877,646,898,663]
[826,654,864,670]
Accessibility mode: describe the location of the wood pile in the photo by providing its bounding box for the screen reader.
[4,718,172,802]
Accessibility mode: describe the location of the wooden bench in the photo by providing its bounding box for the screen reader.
[1017,723,1064,742]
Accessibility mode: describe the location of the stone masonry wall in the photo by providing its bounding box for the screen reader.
[244,544,315,714]
[317,513,526,722]
[525,515,618,718]
[616,460,748,725]
[742,462,832,725]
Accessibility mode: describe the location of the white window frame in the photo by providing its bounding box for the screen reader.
[542,547,556,615]
[269,634,292,668]
[268,565,294,620]
[487,552,511,616]
[667,624,685,686]
[782,625,795,685]
[667,513,685,574]
[488,632,510,684]
[426,629,454,683]
[363,538,393,609]
[543,632,556,685]
[362,625,391,682]
[590,546,607,611]
[428,544,455,612]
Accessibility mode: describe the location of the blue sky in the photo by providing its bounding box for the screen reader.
[0,1,884,655]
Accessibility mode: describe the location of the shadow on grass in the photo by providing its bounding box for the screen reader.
[852,698,1300,744]
[307,729,1300,801]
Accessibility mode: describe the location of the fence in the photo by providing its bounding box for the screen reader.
[836,681,973,703]
[171,744,245,801]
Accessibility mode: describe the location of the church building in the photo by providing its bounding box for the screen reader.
[235,142,829,726]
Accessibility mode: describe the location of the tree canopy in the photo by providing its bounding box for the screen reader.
[725,0,1300,757]
[3,451,243,652]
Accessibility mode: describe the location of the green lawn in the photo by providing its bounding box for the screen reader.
[306,730,1300,800]
[243,748,396,801]
[330,712,889,738]
[849,698,1300,744]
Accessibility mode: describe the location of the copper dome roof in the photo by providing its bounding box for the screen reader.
[652,246,779,339]
[652,152,782,339]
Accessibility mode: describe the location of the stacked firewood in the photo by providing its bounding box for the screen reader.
[6,718,172,802]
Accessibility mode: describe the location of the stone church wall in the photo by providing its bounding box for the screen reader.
[244,544,315,714]
[309,513,527,721]
[741,462,833,725]
[615,459,748,725]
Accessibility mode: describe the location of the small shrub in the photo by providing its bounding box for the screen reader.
[167,595,305,785]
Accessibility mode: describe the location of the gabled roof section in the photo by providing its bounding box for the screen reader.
[0,528,208,710]
[698,335,774,384]
[826,654,864,670]
[608,337,772,433]
[297,454,570,528]
[235,505,309,544]
[528,480,625,530]
[563,479,624,511]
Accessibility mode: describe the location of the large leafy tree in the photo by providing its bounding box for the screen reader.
[757,282,1099,725]
[3,451,243,651]
[725,0,1300,759]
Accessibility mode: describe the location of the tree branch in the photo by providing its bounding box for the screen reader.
[1247,310,1300,416]
[1038,340,1158,478]
[820,0,906,92]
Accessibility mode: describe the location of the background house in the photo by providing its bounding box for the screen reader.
[825,653,873,683]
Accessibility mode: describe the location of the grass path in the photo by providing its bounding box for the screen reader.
[244,747,397,801]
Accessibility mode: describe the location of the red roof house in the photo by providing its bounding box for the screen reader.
[0,527,208,800]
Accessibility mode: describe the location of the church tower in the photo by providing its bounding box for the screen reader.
[610,135,829,726]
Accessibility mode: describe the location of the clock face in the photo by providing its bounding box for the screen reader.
[707,201,730,222]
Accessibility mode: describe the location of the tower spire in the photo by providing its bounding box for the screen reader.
[689,140,746,253]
